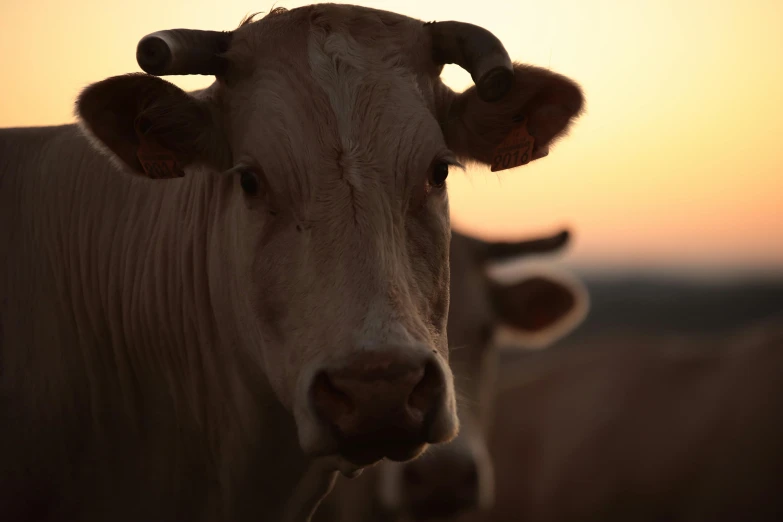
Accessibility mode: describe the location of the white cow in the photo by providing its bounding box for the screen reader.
[0,4,584,522]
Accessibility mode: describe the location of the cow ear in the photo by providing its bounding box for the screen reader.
[488,270,589,350]
[76,73,227,178]
[441,64,584,168]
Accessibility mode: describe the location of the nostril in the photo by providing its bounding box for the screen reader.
[408,360,444,415]
[311,371,354,429]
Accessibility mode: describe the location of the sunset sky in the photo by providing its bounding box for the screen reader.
[1,0,781,275]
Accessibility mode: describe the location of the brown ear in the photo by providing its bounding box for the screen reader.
[76,73,226,177]
[441,64,584,167]
[489,275,583,333]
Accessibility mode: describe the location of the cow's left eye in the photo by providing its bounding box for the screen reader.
[429,162,449,188]
[239,167,260,195]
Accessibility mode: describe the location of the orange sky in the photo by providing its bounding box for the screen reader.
[1,0,781,273]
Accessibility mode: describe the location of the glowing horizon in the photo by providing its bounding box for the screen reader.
[2,0,781,273]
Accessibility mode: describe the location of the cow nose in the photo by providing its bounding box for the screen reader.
[310,349,448,466]
[401,452,480,518]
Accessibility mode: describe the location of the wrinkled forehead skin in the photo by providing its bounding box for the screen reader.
[222,5,451,214]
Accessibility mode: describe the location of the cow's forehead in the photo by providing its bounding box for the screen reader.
[227,4,425,71]
[223,5,448,211]
[236,4,421,40]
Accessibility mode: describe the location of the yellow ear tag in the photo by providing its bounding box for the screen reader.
[135,123,185,179]
[490,117,535,173]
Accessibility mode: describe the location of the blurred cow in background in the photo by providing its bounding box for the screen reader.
[460,316,783,522]
[314,228,589,522]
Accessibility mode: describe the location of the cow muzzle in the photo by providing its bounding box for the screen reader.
[297,346,458,467]
[398,448,485,519]
[378,429,495,520]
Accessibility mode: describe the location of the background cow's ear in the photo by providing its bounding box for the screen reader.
[488,269,589,350]
[440,64,584,168]
[76,73,226,177]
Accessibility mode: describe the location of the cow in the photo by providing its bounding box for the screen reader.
[460,318,783,522]
[313,228,590,522]
[0,4,584,522]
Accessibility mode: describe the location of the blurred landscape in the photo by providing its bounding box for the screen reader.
[495,267,783,374]
[563,271,783,341]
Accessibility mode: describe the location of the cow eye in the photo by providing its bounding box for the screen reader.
[429,162,449,189]
[239,168,260,195]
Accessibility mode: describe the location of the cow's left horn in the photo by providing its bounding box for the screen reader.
[136,29,232,76]
[425,21,514,103]
[483,229,571,262]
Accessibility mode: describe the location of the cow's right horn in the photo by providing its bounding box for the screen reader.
[136,29,232,76]
[425,21,514,103]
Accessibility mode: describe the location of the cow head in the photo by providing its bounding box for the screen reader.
[74,5,584,471]
[378,229,589,519]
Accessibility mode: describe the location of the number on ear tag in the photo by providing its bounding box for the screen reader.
[135,125,185,179]
[490,118,536,173]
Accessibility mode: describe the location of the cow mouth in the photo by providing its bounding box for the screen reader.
[406,495,476,520]
[336,438,429,467]
[296,417,438,469]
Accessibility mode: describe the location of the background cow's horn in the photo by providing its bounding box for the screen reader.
[483,230,571,262]
[425,21,514,103]
[136,29,232,76]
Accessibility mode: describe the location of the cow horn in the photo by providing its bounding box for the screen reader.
[425,21,514,103]
[136,29,232,76]
[483,230,570,261]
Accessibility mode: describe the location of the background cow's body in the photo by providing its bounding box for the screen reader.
[0,4,584,522]
[463,318,783,522]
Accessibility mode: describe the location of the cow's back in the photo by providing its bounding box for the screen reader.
[687,321,783,521]
[475,322,783,522]
[0,124,122,341]
[0,123,316,522]
[1,125,124,519]
[0,126,210,521]
[0,124,124,393]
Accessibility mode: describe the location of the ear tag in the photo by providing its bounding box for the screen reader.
[490,117,536,173]
[135,124,185,179]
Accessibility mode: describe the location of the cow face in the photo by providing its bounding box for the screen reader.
[75,5,583,470]
[378,230,589,519]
